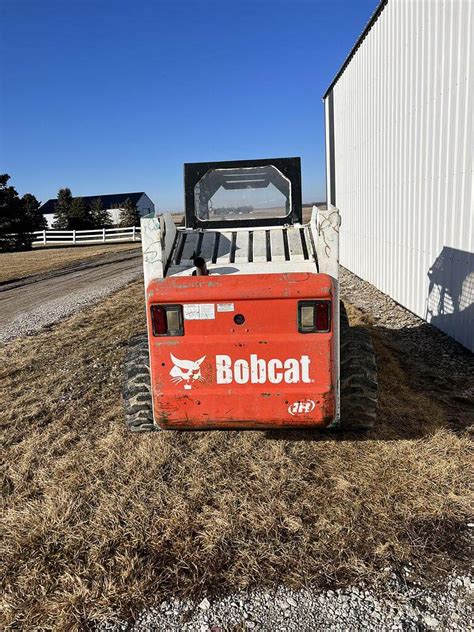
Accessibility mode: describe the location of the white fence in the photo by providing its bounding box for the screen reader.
[32,226,141,245]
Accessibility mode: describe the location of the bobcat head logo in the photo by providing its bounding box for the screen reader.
[170,354,206,390]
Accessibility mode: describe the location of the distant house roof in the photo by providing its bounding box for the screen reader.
[40,192,147,214]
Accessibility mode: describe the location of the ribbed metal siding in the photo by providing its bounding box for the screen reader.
[325,0,473,351]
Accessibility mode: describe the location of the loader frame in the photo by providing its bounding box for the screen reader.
[123,155,383,432]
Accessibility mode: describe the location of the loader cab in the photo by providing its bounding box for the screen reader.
[184,157,302,230]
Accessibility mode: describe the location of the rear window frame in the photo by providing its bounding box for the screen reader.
[184,157,302,230]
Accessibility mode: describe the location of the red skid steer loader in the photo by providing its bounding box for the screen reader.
[123,157,377,431]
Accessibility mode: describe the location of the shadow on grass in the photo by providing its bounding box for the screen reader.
[265,319,474,444]
[32,242,141,251]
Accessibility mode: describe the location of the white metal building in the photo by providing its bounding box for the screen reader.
[324,0,473,351]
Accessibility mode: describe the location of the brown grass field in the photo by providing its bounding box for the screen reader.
[0,242,141,284]
[1,281,472,629]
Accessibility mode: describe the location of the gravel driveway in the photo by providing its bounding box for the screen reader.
[101,573,473,631]
[0,250,142,343]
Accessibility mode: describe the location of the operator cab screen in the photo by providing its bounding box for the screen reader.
[194,165,291,223]
[184,157,302,229]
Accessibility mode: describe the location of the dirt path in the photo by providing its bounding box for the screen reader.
[0,250,142,342]
[0,242,141,284]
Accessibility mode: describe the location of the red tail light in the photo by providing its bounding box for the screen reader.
[151,305,184,336]
[151,306,167,335]
[315,301,330,332]
[298,300,331,333]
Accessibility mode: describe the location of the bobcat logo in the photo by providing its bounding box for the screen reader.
[170,354,206,390]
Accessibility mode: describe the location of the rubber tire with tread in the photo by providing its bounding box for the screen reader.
[123,333,157,432]
[339,303,378,430]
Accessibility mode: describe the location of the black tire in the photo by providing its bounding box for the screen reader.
[123,333,158,432]
[340,303,378,430]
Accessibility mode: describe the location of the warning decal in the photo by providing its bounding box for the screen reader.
[183,304,216,320]
[217,303,234,312]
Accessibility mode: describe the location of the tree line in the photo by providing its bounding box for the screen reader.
[52,187,141,231]
[0,174,142,252]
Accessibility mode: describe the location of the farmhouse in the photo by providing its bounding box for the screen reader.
[40,192,155,227]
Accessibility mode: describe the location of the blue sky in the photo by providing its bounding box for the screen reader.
[1,0,378,211]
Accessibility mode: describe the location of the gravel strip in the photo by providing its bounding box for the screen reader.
[100,573,473,631]
[0,266,141,343]
[340,266,474,408]
[339,266,473,375]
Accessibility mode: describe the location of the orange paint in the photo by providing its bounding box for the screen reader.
[147,273,336,429]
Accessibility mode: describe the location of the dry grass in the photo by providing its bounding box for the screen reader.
[1,283,473,629]
[0,242,141,284]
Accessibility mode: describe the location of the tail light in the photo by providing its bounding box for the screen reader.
[298,300,331,333]
[315,301,330,332]
[151,305,184,336]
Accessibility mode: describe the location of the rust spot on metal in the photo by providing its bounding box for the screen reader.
[168,279,219,290]
[153,340,179,346]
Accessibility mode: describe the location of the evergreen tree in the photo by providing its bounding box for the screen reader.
[89,197,112,228]
[0,174,22,251]
[68,196,93,229]
[0,176,44,251]
[21,193,46,231]
[52,187,73,229]
[119,198,141,227]
[13,193,46,250]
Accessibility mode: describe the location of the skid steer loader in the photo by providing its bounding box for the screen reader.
[123,157,377,431]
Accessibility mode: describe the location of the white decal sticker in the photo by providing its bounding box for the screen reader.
[288,399,316,416]
[216,354,312,385]
[217,303,234,312]
[170,354,206,390]
[167,353,313,389]
[183,304,215,320]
